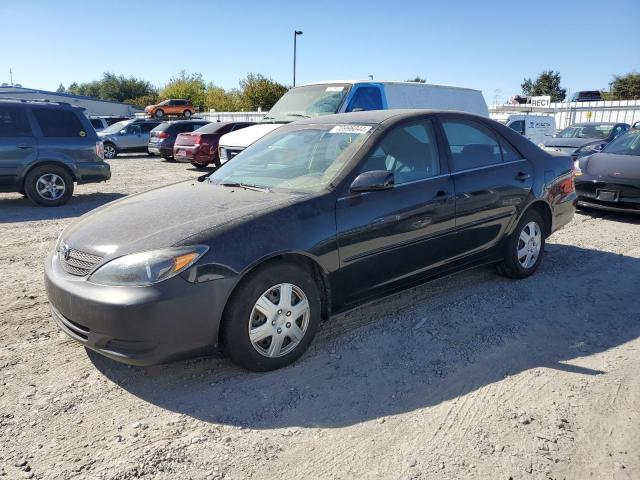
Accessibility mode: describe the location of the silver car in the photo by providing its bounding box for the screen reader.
[98,119,161,159]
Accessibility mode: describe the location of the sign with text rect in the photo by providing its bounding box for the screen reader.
[530,96,551,108]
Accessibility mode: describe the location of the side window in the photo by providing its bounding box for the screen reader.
[0,106,33,137]
[90,119,103,129]
[346,87,383,112]
[32,108,86,138]
[508,120,525,135]
[359,120,440,185]
[441,119,502,171]
[498,137,523,162]
[128,124,142,134]
[230,123,248,131]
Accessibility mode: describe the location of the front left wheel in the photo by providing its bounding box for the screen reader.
[221,262,322,371]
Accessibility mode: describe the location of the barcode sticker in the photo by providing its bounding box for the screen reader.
[329,125,372,134]
[325,86,345,92]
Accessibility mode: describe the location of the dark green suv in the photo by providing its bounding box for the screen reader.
[0,99,111,206]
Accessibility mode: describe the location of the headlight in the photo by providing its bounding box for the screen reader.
[89,246,208,286]
[573,160,582,176]
[575,143,603,156]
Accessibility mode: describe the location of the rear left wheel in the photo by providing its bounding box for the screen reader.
[183,110,192,118]
[221,263,321,371]
[24,165,74,207]
[497,209,545,279]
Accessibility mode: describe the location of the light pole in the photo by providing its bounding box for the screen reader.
[293,30,303,87]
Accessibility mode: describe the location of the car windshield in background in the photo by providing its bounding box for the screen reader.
[264,84,350,123]
[603,129,640,156]
[209,124,373,193]
[100,120,131,135]
[557,124,614,139]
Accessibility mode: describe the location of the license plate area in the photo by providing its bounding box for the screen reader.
[597,189,619,202]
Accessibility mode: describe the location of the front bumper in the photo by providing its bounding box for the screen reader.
[44,251,233,365]
[77,162,111,184]
[576,178,640,214]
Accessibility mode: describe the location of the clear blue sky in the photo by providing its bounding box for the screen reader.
[2,0,639,103]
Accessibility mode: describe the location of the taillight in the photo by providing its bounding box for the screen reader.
[96,141,104,159]
[193,134,202,147]
[157,132,170,139]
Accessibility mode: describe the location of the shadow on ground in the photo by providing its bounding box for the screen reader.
[91,243,640,429]
[0,192,125,223]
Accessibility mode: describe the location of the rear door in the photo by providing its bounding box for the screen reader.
[335,118,456,305]
[31,107,93,166]
[0,105,37,190]
[438,115,533,257]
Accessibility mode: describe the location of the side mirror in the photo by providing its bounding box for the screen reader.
[119,129,127,135]
[350,170,394,193]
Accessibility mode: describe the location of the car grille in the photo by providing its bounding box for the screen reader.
[59,247,103,277]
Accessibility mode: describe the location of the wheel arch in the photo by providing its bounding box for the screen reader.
[21,160,77,185]
[519,200,553,238]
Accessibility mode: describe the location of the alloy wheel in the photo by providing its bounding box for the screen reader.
[517,221,541,269]
[35,173,66,200]
[248,283,310,358]
[104,144,116,159]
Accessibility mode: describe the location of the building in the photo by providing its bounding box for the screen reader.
[0,85,141,117]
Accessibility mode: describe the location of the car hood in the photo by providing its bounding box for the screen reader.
[218,124,283,149]
[584,152,640,180]
[60,180,299,260]
[544,137,602,149]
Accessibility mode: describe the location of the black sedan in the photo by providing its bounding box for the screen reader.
[45,110,576,371]
[541,122,630,160]
[575,127,640,214]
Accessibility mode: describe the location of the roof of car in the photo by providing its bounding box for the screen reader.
[0,97,80,109]
[293,109,488,126]
[571,122,621,126]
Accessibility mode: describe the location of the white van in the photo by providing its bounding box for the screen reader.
[218,80,488,162]
[504,115,556,145]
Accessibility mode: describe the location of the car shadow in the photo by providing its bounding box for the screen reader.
[0,192,126,223]
[576,207,640,225]
[90,243,640,429]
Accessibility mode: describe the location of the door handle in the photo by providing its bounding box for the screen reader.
[433,190,449,199]
[18,144,33,149]
[515,172,531,181]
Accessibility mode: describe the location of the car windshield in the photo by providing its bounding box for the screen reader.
[209,123,373,193]
[556,124,614,139]
[100,120,132,135]
[602,129,640,156]
[263,84,351,123]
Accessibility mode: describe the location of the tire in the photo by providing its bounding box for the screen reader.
[183,110,192,118]
[103,142,117,159]
[24,164,74,207]
[497,209,545,279]
[191,161,207,169]
[155,109,164,119]
[222,262,322,371]
[162,155,174,162]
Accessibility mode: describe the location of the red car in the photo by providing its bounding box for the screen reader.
[173,121,255,168]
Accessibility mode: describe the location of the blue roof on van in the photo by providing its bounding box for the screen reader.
[0,86,137,106]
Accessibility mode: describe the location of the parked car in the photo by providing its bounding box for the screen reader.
[88,116,130,132]
[0,98,110,206]
[218,80,489,163]
[145,99,195,119]
[505,115,556,145]
[98,119,162,159]
[45,110,576,371]
[569,91,603,102]
[148,120,210,160]
[540,122,630,160]
[575,127,640,214]
[174,121,255,168]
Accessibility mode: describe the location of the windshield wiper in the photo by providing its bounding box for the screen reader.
[285,113,310,118]
[218,182,270,192]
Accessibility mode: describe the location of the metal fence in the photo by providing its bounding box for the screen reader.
[199,111,268,123]
[490,100,640,130]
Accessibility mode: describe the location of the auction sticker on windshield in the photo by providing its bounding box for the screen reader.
[329,125,372,134]
[325,86,345,92]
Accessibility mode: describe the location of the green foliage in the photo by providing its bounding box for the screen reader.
[123,94,160,109]
[609,72,640,100]
[65,72,156,102]
[238,73,289,111]
[159,71,206,107]
[406,76,426,83]
[204,84,242,111]
[56,83,66,93]
[521,70,566,102]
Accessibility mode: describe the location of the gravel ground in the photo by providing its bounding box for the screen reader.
[1,154,639,480]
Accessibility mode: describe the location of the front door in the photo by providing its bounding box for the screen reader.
[334,118,456,306]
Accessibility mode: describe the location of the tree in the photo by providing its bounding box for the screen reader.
[239,73,288,111]
[406,76,426,83]
[159,71,207,107]
[204,84,242,112]
[609,72,640,100]
[56,83,66,93]
[521,70,566,102]
[123,94,160,109]
[64,73,156,102]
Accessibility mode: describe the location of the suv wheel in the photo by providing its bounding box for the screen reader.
[104,143,117,159]
[497,209,545,279]
[155,109,164,119]
[183,110,192,118]
[24,165,74,207]
[222,262,321,371]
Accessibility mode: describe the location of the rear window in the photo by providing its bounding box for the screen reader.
[32,108,87,138]
[90,119,104,129]
[195,122,234,134]
[151,123,171,133]
[0,106,33,137]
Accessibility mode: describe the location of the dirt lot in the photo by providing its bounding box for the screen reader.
[1,154,639,480]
